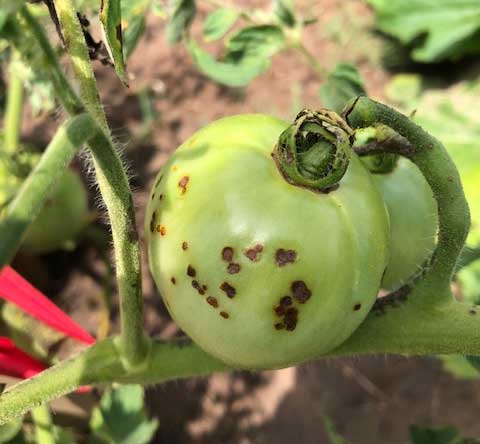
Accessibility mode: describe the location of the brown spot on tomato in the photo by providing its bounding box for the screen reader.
[187,265,196,277]
[245,244,264,262]
[171,277,176,285]
[280,296,293,307]
[192,280,200,290]
[206,296,218,308]
[274,305,285,316]
[202,284,208,291]
[220,311,229,319]
[222,247,234,262]
[274,322,285,330]
[159,193,164,200]
[291,281,311,304]
[182,241,188,250]
[284,307,298,331]
[275,249,297,266]
[220,282,236,298]
[227,263,241,274]
[178,176,189,194]
[354,303,362,311]
[150,211,157,233]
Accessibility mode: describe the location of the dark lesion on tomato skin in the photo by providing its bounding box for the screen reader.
[182,241,189,251]
[178,176,190,195]
[222,247,234,262]
[227,263,241,274]
[220,282,236,298]
[273,282,312,331]
[245,244,264,261]
[220,311,230,319]
[275,249,297,266]
[149,210,157,233]
[171,277,176,285]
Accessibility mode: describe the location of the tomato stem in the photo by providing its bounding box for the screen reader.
[0,114,95,267]
[344,96,470,298]
[20,5,148,368]
[4,49,24,155]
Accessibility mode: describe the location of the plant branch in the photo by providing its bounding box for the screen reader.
[344,97,470,300]
[0,113,96,267]
[4,50,24,154]
[21,5,148,367]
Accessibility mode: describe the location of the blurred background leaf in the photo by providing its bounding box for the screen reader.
[367,0,480,63]
[89,384,158,444]
[167,0,196,43]
[203,8,239,42]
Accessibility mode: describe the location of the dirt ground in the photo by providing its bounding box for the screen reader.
[12,0,480,443]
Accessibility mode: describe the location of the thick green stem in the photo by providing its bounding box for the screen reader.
[21,5,148,367]
[4,50,24,154]
[344,97,470,300]
[31,405,56,444]
[0,114,95,267]
[52,0,106,128]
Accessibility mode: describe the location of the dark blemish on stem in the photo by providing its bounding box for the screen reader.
[227,263,241,274]
[171,277,176,285]
[220,282,236,298]
[275,249,297,266]
[245,244,264,262]
[220,311,229,319]
[222,247,234,262]
[291,281,311,303]
[182,241,188,250]
[178,176,190,194]
[206,296,218,308]
[187,265,196,277]
[354,303,362,311]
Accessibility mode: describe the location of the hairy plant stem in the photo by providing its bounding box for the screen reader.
[0,114,96,267]
[4,50,24,154]
[344,97,470,298]
[31,405,56,444]
[21,5,148,367]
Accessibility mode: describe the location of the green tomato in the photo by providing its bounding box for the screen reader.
[145,114,390,370]
[0,157,88,255]
[369,157,438,290]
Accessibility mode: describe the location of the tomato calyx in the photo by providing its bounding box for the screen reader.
[273,108,354,192]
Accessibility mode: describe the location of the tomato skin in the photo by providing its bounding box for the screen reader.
[370,157,438,290]
[1,160,88,255]
[145,114,390,370]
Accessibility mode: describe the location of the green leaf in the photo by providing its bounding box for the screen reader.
[319,63,366,113]
[167,0,196,43]
[226,25,286,58]
[410,425,460,444]
[0,418,22,443]
[273,0,296,27]
[203,8,238,42]
[368,0,480,62]
[467,356,480,371]
[100,0,128,85]
[440,355,480,380]
[188,39,270,87]
[122,0,150,59]
[89,384,158,444]
[322,416,348,444]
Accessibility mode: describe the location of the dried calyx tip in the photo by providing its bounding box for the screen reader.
[273,108,353,192]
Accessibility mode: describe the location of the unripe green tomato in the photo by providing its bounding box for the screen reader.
[0,159,88,255]
[145,114,390,370]
[369,158,438,290]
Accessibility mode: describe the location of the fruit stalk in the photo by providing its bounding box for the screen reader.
[344,96,470,297]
